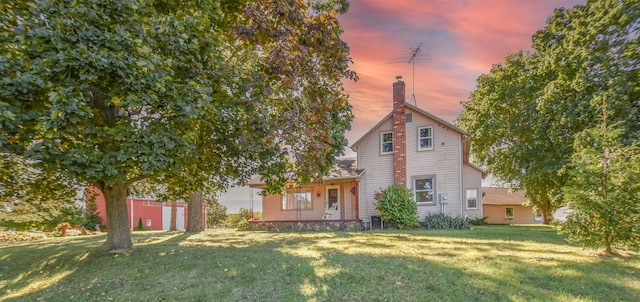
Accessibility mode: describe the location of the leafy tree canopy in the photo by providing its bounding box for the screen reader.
[0,0,356,252]
[457,0,639,224]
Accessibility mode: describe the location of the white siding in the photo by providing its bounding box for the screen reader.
[405,108,464,219]
[462,163,483,219]
[357,118,394,221]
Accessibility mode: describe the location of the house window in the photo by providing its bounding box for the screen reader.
[466,189,478,209]
[282,189,313,210]
[418,126,433,150]
[414,177,435,204]
[381,131,393,154]
[506,207,515,221]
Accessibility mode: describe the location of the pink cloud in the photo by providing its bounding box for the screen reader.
[339,0,585,144]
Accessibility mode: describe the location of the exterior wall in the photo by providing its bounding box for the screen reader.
[462,163,483,219]
[91,190,189,231]
[483,205,541,224]
[261,180,358,221]
[357,118,395,222]
[405,108,464,219]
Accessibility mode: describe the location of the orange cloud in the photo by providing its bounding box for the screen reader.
[339,0,585,144]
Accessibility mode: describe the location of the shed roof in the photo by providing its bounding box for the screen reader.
[482,187,527,206]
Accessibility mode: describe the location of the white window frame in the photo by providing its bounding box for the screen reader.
[418,126,434,151]
[281,189,313,211]
[413,176,435,205]
[381,131,394,154]
[465,188,478,209]
[505,207,515,221]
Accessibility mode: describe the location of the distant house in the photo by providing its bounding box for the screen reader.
[249,77,485,230]
[482,187,542,224]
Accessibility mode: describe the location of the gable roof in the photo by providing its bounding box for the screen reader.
[350,102,467,151]
[248,157,364,187]
[482,187,527,206]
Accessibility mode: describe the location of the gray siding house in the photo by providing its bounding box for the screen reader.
[351,77,486,224]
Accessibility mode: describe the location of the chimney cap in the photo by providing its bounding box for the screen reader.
[396,75,403,81]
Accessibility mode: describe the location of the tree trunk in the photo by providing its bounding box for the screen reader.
[186,191,204,232]
[97,181,134,253]
[541,198,550,225]
[170,200,177,231]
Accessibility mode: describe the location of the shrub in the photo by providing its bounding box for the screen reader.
[374,184,419,229]
[236,218,250,231]
[422,213,471,230]
[135,217,146,231]
[56,222,71,236]
[226,208,261,228]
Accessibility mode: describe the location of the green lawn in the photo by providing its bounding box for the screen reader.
[1,225,638,301]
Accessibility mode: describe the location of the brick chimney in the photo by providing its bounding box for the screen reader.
[392,76,407,186]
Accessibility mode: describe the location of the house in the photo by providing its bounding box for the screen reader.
[352,76,486,225]
[249,76,485,230]
[482,187,543,224]
[90,190,201,231]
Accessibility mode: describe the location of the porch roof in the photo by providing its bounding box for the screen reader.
[482,187,526,206]
[248,157,364,186]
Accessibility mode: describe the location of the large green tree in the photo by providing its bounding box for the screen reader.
[457,0,639,224]
[1,0,355,252]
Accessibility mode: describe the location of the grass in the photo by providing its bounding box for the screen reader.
[1,225,639,301]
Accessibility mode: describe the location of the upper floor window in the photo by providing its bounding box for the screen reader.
[381,131,393,154]
[414,177,435,204]
[418,126,433,150]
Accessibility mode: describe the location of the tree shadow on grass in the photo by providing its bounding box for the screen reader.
[2,229,638,301]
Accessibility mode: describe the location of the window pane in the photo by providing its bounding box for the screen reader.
[415,179,432,190]
[506,207,514,219]
[419,138,432,149]
[381,132,393,153]
[382,142,393,153]
[382,132,393,142]
[414,178,434,203]
[415,191,433,203]
[420,127,432,138]
[466,189,477,208]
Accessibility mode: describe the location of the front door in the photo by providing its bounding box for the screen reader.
[325,186,341,220]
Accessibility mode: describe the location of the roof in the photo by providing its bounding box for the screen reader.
[247,157,364,187]
[351,102,467,151]
[482,187,527,206]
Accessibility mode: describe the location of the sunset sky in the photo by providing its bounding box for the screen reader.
[338,0,585,150]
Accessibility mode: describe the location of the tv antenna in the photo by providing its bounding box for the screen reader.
[389,42,426,105]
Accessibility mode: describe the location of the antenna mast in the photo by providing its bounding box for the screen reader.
[407,42,422,106]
